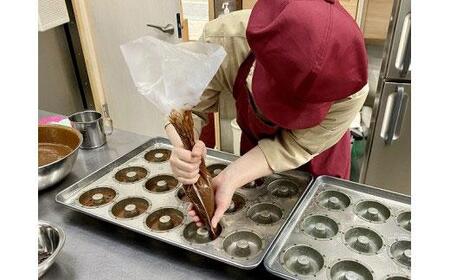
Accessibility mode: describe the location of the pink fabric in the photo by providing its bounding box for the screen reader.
[38,115,66,125]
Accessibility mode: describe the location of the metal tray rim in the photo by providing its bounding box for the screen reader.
[315,176,411,203]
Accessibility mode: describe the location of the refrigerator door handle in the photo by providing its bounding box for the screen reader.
[395,13,411,77]
[383,86,409,145]
[400,24,411,76]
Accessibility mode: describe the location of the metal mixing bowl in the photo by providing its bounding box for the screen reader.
[38,221,66,277]
[38,124,82,190]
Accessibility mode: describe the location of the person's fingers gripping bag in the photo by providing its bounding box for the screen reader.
[120,36,226,115]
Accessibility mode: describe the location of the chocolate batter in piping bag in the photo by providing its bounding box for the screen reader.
[120,36,226,237]
[169,110,217,238]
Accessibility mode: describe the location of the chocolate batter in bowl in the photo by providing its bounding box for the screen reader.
[39,143,73,167]
[38,125,82,190]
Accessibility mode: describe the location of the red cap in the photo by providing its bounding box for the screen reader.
[246,0,368,129]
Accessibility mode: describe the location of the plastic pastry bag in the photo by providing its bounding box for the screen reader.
[120,35,226,115]
[121,36,226,237]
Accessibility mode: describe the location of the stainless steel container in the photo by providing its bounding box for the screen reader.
[69,110,113,149]
[38,220,66,277]
[38,125,82,190]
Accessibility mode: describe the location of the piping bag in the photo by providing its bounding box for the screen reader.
[120,36,226,237]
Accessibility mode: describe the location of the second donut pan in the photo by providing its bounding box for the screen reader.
[55,137,313,269]
[264,176,411,280]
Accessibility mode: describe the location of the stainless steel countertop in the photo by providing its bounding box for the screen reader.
[38,111,277,280]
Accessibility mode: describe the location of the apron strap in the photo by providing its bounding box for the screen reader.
[233,52,280,152]
[233,53,276,127]
[232,52,255,100]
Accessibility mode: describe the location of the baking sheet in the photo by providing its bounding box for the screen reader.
[56,137,313,269]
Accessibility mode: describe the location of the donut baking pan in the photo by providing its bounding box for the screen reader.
[264,176,411,279]
[55,137,313,269]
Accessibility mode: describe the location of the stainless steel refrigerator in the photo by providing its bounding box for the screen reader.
[360,0,411,194]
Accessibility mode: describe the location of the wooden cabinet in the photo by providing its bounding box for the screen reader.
[243,0,257,9]
[363,0,395,41]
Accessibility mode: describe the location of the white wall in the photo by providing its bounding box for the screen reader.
[38,26,84,115]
